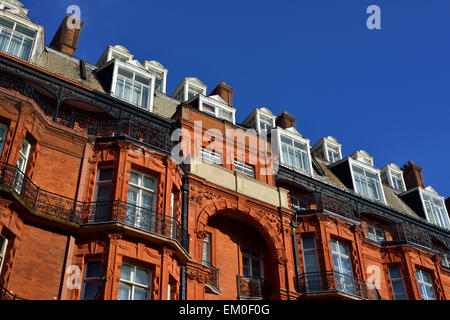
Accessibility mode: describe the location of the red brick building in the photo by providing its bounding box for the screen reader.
[0,1,448,301]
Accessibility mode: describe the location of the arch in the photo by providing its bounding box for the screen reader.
[195,198,287,264]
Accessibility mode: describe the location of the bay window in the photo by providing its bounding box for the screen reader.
[330,239,356,296]
[301,237,321,292]
[351,165,384,202]
[114,67,151,109]
[280,135,311,173]
[0,16,35,61]
[118,264,152,300]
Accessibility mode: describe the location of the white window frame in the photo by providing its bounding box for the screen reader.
[256,112,275,133]
[111,62,155,112]
[241,247,264,279]
[366,223,385,243]
[302,237,320,274]
[173,81,206,102]
[415,269,436,300]
[0,235,8,276]
[349,158,386,204]
[17,139,31,173]
[388,266,408,300]
[94,167,113,202]
[118,264,152,300]
[324,142,342,163]
[277,131,312,175]
[0,15,37,61]
[234,160,255,178]
[202,232,212,267]
[0,123,8,158]
[201,147,222,165]
[198,95,236,124]
[418,188,450,230]
[127,171,158,230]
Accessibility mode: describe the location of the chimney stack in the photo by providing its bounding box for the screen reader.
[209,82,234,106]
[276,111,296,129]
[50,15,84,57]
[402,161,425,190]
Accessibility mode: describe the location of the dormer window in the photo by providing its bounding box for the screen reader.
[0,16,35,61]
[259,114,274,132]
[114,67,152,109]
[381,164,406,192]
[242,108,276,134]
[172,78,207,102]
[350,163,385,203]
[112,52,129,62]
[419,188,450,229]
[280,134,311,174]
[188,86,204,100]
[326,144,341,163]
[311,136,342,163]
[144,61,168,94]
[197,95,235,123]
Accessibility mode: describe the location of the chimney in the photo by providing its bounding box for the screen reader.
[402,161,425,190]
[276,111,296,129]
[50,15,84,57]
[209,82,234,106]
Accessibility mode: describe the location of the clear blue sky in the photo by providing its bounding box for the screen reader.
[23,0,450,198]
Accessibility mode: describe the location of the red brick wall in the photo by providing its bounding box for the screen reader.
[9,223,68,300]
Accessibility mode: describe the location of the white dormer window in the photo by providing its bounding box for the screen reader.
[350,162,385,203]
[311,136,342,163]
[172,78,207,102]
[198,95,236,124]
[258,114,275,132]
[381,164,406,192]
[144,61,168,94]
[326,144,341,163]
[0,15,35,61]
[419,188,450,230]
[114,67,154,109]
[280,134,311,174]
[242,108,276,134]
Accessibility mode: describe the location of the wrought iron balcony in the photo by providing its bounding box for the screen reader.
[0,162,189,250]
[298,271,378,300]
[0,283,25,300]
[205,265,220,294]
[237,276,268,300]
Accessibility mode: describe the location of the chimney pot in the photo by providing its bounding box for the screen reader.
[209,82,234,106]
[50,15,84,57]
[276,111,296,129]
[402,161,425,190]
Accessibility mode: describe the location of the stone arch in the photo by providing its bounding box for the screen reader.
[195,198,287,265]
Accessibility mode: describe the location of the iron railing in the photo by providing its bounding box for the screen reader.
[0,283,25,300]
[237,276,267,300]
[205,266,220,293]
[0,162,189,250]
[298,271,378,300]
[0,73,174,153]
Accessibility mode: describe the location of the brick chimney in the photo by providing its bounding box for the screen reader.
[402,161,425,190]
[209,82,234,106]
[50,15,84,57]
[276,111,296,129]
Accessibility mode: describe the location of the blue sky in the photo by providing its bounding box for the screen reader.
[23,0,450,197]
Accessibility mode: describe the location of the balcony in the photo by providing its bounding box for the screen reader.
[237,276,269,300]
[0,162,189,251]
[205,265,220,294]
[298,271,378,300]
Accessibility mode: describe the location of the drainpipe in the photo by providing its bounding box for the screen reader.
[291,219,302,293]
[179,164,189,300]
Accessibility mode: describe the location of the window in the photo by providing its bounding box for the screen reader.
[415,269,436,300]
[81,261,103,300]
[218,108,233,122]
[388,266,408,300]
[0,123,8,158]
[352,165,384,202]
[234,161,254,178]
[14,139,31,193]
[302,237,321,291]
[280,135,310,173]
[290,196,306,212]
[202,233,212,267]
[0,235,8,276]
[92,168,113,222]
[118,264,152,300]
[390,171,405,192]
[366,224,385,243]
[241,247,263,279]
[0,16,35,61]
[201,148,222,165]
[114,68,151,109]
[330,239,355,295]
[202,103,216,115]
[187,85,203,100]
[147,67,164,92]
[258,114,274,132]
[421,193,449,229]
[326,144,341,163]
[127,171,157,231]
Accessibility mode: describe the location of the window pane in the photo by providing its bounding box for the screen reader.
[0,17,14,29]
[135,74,150,86]
[86,261,102,278]
[118,68,133,79]
[7,33,23,57]
[19,37,32,60]
[302,237,316,250]
[134,268,149,286]
[133,287,147,300]
[83,282,100,300]
[115,78,124,98]
[0,29,11,52]
[129,172,139,185]
[99,168,113,181]
[118,283,131,300]
[120,264,132,281]
[142,86,149,108]
[143,176,154,190]
[389,266,401,279]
